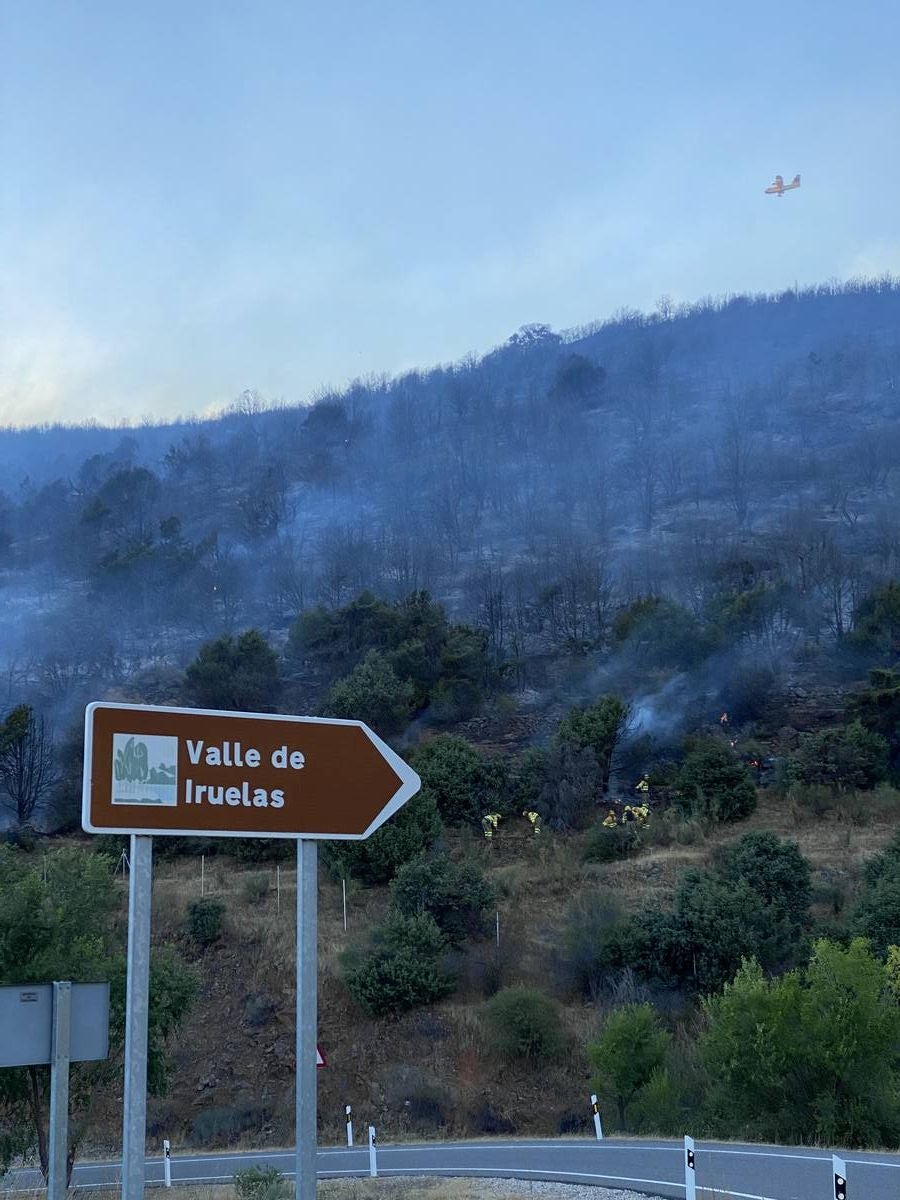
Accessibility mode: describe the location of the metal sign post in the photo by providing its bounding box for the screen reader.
[345,1104,353,1147]
[122,834,153,1200]
[48,982,72,1200]
[295,839,317,1200]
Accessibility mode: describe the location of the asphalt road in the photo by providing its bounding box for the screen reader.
[5,1138,900,1199]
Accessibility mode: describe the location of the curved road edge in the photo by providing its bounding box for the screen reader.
[4,1137,900,1200]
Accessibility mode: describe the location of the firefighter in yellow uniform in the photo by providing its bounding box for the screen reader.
[635,773,650,795]
[481,812,501,840]
[602,808,618,828]
[523,810,542,836]
[633,804,650,827]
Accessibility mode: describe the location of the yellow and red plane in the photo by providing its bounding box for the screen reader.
[765,173,801,196]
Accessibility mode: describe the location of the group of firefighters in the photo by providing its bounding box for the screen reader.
[481,810,543,839]
[479,710,764,842]
[602,801,651,828]
[480,773,654,840]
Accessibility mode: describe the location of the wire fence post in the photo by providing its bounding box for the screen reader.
[276,865,281,915]
[342,877,348,932]
[200,854,205,897]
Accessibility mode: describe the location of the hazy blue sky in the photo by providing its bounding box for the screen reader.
[2,1,898,425]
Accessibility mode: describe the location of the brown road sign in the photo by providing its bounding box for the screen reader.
[82,702,420,839]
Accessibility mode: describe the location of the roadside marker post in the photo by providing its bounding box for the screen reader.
[81,702,420,1200]
[368,1126,378,1178]
[684,1135,696,1200]
[833,1154,847,1199]
[346,1105,353,1147]
[47,982,72,1200]
[590,1093,603,1140]
[163,1140,171,1188]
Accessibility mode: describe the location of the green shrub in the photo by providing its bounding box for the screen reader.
[324,792,442,885]
[847,667,900,768]
[325,650,415,735]
[718,831,812,920]
[676,738,757,823]
[343,911,455,1016]
[587,1003,672,1129]
[606,834,813,994]
[701,941,900,1147]
[240,872,270,903]
[481,986,565,1061]
[584,822,639,863]
[187,898,225,946]
[411,736,510,827]
[787,720,889,791]
[847,832,900,955]
[234,1167,290,1200]
[847,581,900,661]
[429,677,482,724]
[390,855,494,947]
[184,629,280,712]
[612,597,715,669]
[557,695,631,791]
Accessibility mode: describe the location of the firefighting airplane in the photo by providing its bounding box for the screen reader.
[765,173,801,196]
